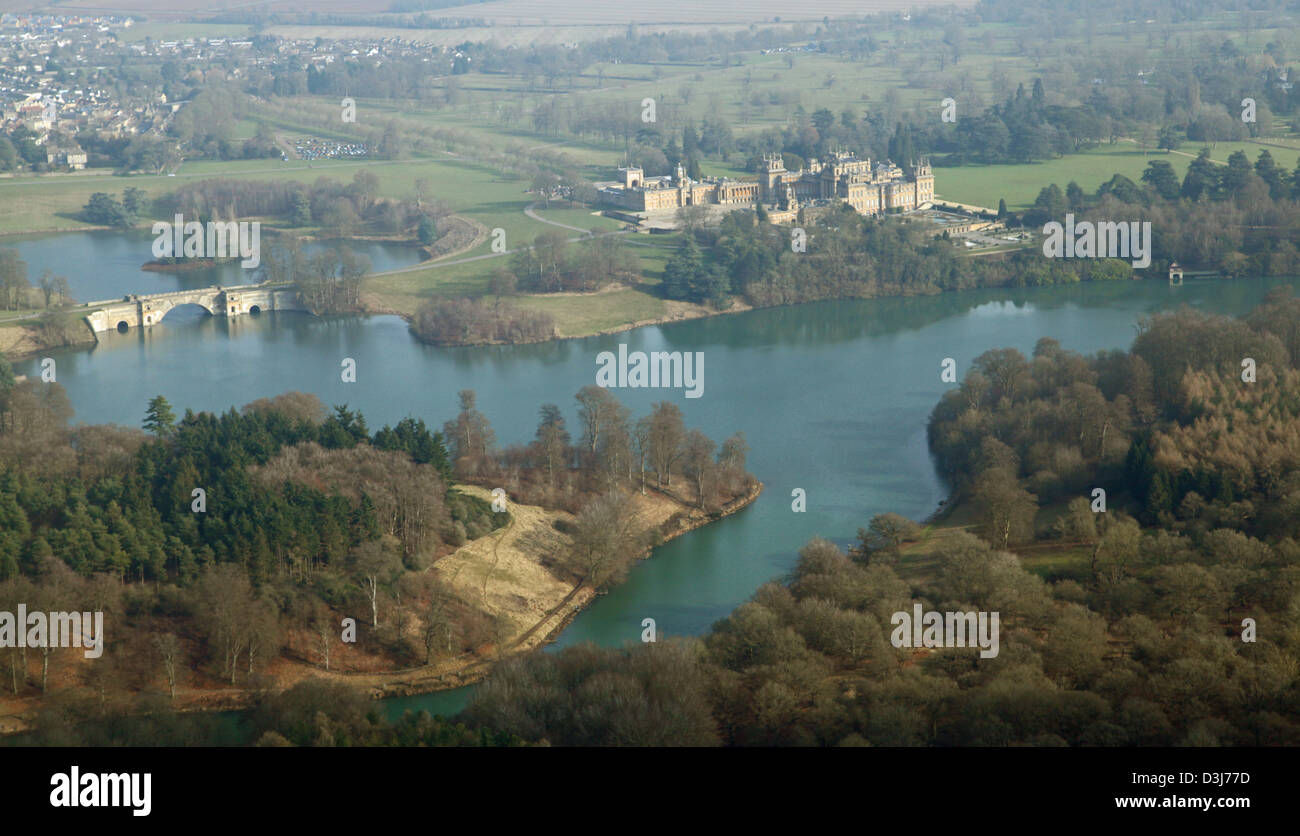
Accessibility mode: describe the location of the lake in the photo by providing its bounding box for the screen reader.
[12,254,1293,725]
[2,228,424,303]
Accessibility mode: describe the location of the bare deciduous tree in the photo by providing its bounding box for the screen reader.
[153,632,182,700]
[647,402,686,490]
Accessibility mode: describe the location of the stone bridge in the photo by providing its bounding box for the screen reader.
[84,283,306,333]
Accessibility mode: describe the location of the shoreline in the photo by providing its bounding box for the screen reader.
[0,269,1222,363]
[1,269,1270,364]
[0,480,764,734]
[401,293,756,348]
[224,479,764,708]
[393,264,1266,349]
[0,319,97,359]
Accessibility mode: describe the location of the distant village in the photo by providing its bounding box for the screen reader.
[1,13,141,169]
[0,13,468,173]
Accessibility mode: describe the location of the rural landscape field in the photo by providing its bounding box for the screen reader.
[0,0,1295,820]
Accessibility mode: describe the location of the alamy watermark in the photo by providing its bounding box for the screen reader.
[595,344,704,398]
[50,766,150,816]
[0,606,103,658]
[890,604,999,658]
[1042,213,1151,268]
[151,215,261,269]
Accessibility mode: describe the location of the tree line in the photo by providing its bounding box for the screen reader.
[659,203,1135,311]
[1021,147,1300,275]
[157,171,442,239]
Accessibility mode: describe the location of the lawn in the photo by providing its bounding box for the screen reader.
[527,206,627,233]
[364,229,679,332]
[935,139,1300,210]
[515,287,671,337]
[935,145,1195,210]
[0,153,556,240]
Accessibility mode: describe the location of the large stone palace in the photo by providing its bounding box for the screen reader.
[597,151,935,220]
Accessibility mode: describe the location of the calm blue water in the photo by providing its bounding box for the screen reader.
[12,248,1292,728]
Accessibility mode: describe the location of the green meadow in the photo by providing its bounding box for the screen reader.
[936,140,1300,210]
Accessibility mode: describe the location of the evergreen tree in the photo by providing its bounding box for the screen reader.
[1066,181,1086,211]
[1181,149,1220,201]
[418,215,437,246]
[1221,150,1253,197]
[290,190,312,226]
[1157,125,1180,152]
[0,349,14,392]
[144,395,176,437]
[1141,159,1181,200]
[1254,150,1286,199]
[662,238,705,301]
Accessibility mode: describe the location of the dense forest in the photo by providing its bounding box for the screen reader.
[0,367,754,744]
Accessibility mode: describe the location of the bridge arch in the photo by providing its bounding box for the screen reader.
[85,284,303,334]
[153,301,217,325]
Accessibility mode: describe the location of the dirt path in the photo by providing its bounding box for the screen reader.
[524,202,593,234]
[367,222,629,278]
[274,131,300,160]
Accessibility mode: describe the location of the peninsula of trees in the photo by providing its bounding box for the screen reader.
[0,368,757,741]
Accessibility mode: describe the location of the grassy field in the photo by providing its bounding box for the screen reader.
[323,19,1300,159]
[514,287,672,336]
[431,0,955,26]
[936,139,1300,210]
[935,146,1190,210]
[0,157,382,235]
[116,22,252,42]
[0,154,553,237]
[56,0,964,28]
[364,227,680,336]
[526,206,626,233]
